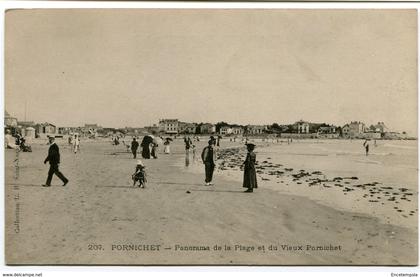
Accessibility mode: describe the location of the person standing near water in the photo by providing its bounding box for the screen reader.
[131,137,139,159]
[72,134,80,154]
[164,139,171,154]
[151,143,158,159]
[363,139,370,156]
[43,136,69,187]
[192,144,196,160]
[184,136,192,153]
[243,143,257,193]
[201,140,216,186]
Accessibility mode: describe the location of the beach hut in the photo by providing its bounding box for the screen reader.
[25,127,35,143]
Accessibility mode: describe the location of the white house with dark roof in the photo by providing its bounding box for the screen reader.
[296,120,310,134]
[246,125,267,135]
[219,126,233,135]
[159,119,179,134]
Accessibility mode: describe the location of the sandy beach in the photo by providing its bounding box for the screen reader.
[5,137,418,265]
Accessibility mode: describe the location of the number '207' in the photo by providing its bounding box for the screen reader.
[88,244,104,250]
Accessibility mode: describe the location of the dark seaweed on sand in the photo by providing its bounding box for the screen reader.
[217,147,417,218]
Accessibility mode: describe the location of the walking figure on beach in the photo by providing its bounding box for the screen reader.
[151,143,158,159]
[243,143,257,193]
[192,144,196,160]
[113,136,120,145]
[184,136,192,153]
[363,139,370,156]
[43,136,69,187]
[131,137,139,159]
[201,140,216,186]
[164,138,171,154]
[140,135,153,159]
[72,134,80,154]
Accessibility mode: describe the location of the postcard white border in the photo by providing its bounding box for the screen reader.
[0,1,419,277]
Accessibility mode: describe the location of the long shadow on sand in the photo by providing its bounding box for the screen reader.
[185,188,245,193]
[7,183,47,187]
[95,185,139,189]
[96,182,204,189]
[156,181,204,187]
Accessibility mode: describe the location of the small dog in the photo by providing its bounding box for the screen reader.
[132,160,147,188]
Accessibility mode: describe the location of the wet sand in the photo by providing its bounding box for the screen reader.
[210,139,418,229]
[5,138,418,265]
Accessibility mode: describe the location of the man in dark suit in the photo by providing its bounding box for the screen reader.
[131,137,139,159]
[201,139,216,186]
[43,136,69,187]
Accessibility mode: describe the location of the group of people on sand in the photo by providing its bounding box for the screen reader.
[127,136,160,159]
[5,130,32,152]
[184,136,197,157]
[200,137,257,192]
[68,134,80,154]
[363,139,377,156]
[40,132,258,193]
[130,134,257,192]
[20,129,376,192]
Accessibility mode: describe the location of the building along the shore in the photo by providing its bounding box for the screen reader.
[159,119,179,134]
[296,120,310,134]
[317,126,339,139]
[58,127,78,135]
[231,126,244,136]
[370,122,389,134]
[246,125,267,136]
[178,122,197,134]
[35,122,57,138]
[383,132,408,140]
[200,123,216,134]
[219,126,232,135]
[341,121,367,138]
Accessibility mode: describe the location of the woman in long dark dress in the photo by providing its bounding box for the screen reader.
[243,143,257,193]
[140,137,151,159]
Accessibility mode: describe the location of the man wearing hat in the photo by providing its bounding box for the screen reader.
[43,136,69,187]
[243,143,257,193]
[210,136,216,145]
[201,139,216,186]
[131,137,139,159]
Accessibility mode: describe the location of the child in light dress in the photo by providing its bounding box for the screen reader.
[132,160,147,188]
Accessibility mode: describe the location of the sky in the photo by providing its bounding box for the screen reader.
[5,9,418,134]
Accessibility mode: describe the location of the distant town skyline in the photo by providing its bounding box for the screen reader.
[4,110,408,133]
[5,9,417,135]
